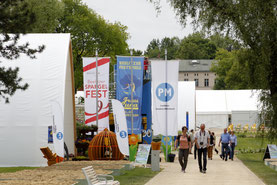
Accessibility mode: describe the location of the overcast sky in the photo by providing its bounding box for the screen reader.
[83,0,194,52]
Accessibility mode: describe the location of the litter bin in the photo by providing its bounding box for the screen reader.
[151,150,160,171]
[167,153,176,162]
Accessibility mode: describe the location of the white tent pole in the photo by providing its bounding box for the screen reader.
[165,49,168,162]
[131,50,134,134]
[96,49,99,133]
[195,90,197,131]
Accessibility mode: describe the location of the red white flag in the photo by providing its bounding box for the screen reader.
[83,57,110,131]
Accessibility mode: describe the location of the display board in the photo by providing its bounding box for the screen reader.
[263,144,277,160]
[135,144,151,165]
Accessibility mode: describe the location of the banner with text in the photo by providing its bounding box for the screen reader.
[116,56,144,135]
[51,101,64,158]
[112,99,129,156]
[83,57,110,131]
[152,60,179,136]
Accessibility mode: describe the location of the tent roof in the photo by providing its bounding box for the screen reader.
[0,33,74,167]
[196,90,260,114]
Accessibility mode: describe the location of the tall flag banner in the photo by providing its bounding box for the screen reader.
[152,60,179,136]
[116,56,144,135]
[111,99,129,156]
[51,101,64,158]
[83,57,110,131]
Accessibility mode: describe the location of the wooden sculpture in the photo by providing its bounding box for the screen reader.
[88,128,124,160]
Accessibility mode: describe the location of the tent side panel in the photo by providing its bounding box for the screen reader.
[231,111,259,127]
[196,114,228,129]
[63,43,75,155]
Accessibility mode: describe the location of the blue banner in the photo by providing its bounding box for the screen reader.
[116,56,144,135]
[48,126,53,143]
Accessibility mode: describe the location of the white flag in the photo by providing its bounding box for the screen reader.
[83,57,110,131]
[112,99,129,156]
[51,101,64,158]
[152,60,179,136]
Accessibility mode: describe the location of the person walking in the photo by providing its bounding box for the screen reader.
[218,128,231,161]
[175,126,191,173]
[189,129,195,154]
[190,129,198,160]
[230,130,237,160]
[212,132,219,154]
[195,124,210,173]
[208,130,215,160]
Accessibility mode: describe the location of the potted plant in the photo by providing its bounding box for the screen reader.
[167,153,176,162]
[76,123,98,156]
[76,122,98,138]
[151,135,162,150]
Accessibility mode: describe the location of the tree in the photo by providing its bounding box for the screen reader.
[166,0,277,138]
[145,37,180,59]
[126,49,143,56]
[0,0,44,103]
[24,0,64,33]
[145,38,161,58]
[177,32,217,59]
[209,33,241,52]
[211,49,250,90]
[56,0,129,91]
[145,33,238,60]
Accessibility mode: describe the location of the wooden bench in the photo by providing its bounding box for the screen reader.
[82,166,120,185]
[40,147,57,166]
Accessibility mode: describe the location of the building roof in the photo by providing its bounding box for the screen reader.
[179,60,216,72]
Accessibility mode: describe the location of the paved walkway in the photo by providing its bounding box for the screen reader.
[145,153,265,185]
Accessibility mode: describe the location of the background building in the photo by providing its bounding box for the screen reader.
[179,60,216,90]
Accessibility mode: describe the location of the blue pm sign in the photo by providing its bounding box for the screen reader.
[155,83,174,102]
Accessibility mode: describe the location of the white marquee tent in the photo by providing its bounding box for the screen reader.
[0,34,76,167]
[178,82,260,129]
[178,82,196,130]
[195,90,260,129]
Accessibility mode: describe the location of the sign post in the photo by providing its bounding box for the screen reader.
[165,49,168,162]
[131,50,134,134]
[95,50,99,132]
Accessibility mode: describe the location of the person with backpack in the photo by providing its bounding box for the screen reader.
[175,126,191,173]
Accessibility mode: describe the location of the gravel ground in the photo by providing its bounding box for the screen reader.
[0,160,130,185]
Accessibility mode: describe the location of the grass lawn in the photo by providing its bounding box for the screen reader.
[113,167,160,185]
[236,137,277,185]
[0,167,37,173]
[237,153,277,185]
[236,137,270,150]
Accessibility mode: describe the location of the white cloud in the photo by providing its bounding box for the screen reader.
[83,0,194,51]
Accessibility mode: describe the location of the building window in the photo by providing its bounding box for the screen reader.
[194,79,199,87]
[184,73,188,76]
[194,73,198,76]
[184,78,189,81]
[204,79,209,87]
[205,73,209,76]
